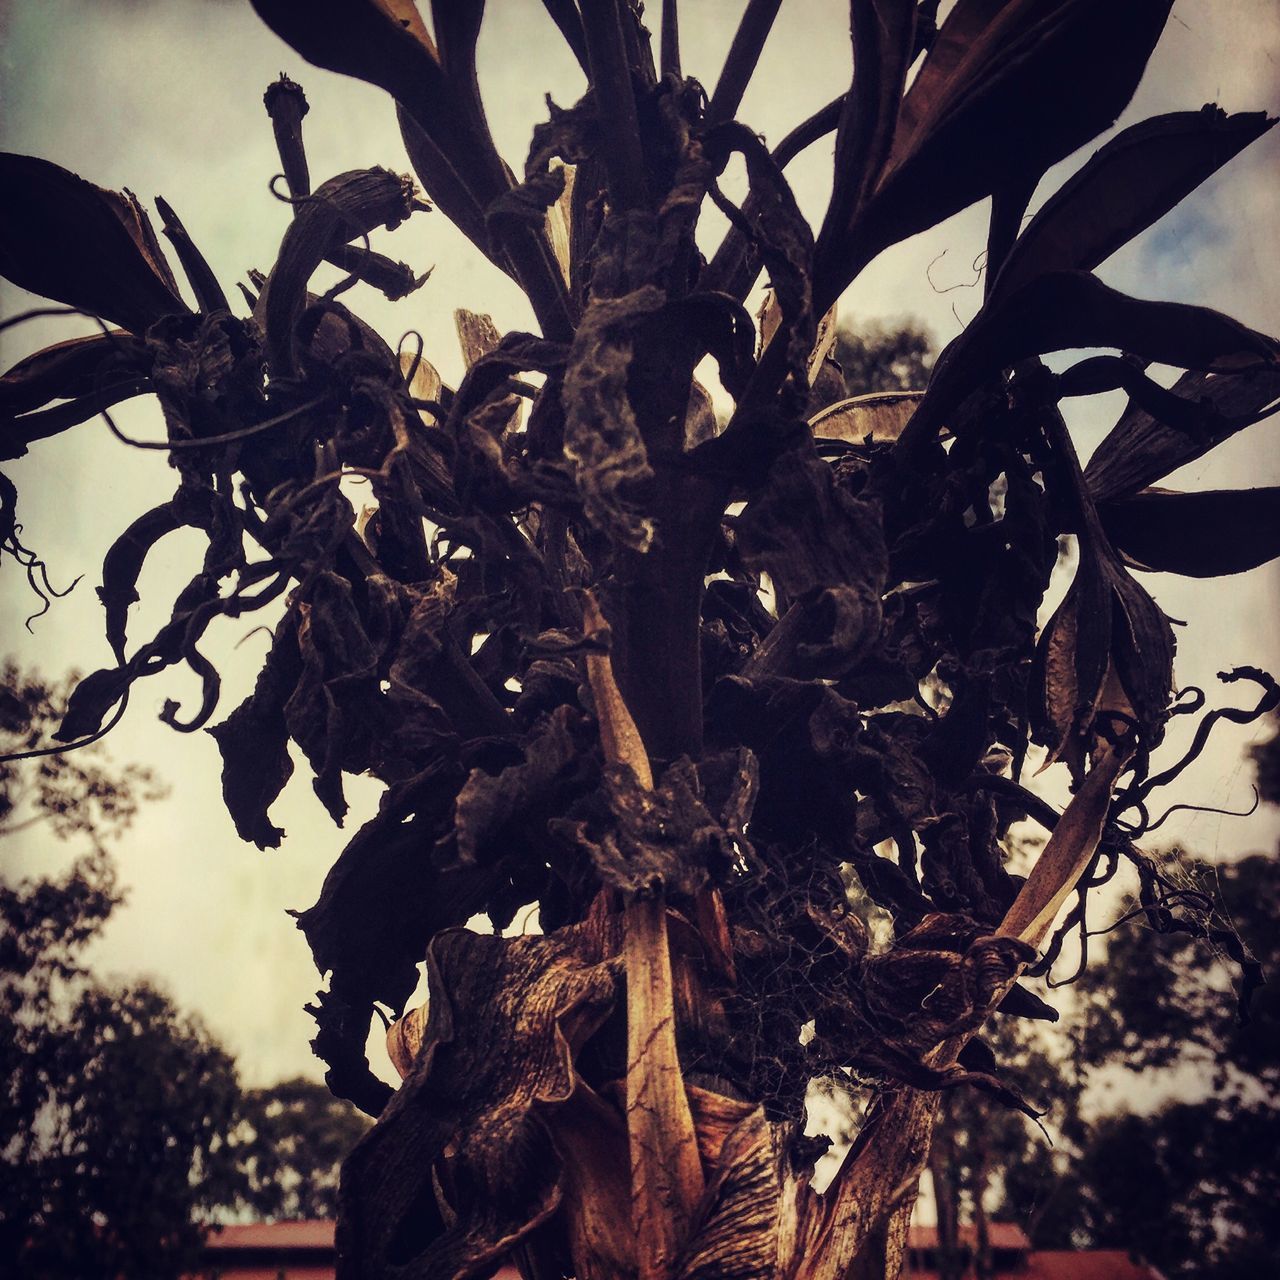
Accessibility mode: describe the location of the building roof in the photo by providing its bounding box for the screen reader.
[208,1221,334,1251]
[1028,1250,1163,1280]
[907,1223,1032,1250]
[200,1222,1158,1280]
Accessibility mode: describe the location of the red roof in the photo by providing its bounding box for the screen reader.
[907,1223,1031,1250]
[195,1222,522,1279]
[199,1222,1157,1280]
[1028,1250,1162,1280]
[208,1221,334,1250]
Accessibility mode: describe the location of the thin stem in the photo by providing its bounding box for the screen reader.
[706,0,784,125]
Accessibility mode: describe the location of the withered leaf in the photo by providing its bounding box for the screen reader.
[910,270,1278,447]
[559,758,731,899]
[54,666,133,742]
[1098,486,1280,577]
[561,286,664,550]
[0,152,189,333]
[337,922,618,1280]
[259,167,426,373]
[674,1106,806,1280]
[827,0,1174,286]
[208,614,301,850]
[454,704,583,865]
[1083,365,1280,503]
[295,763,484,1037]
[993,106,1275,299]
[0,329,142,421]
[98,502,184,661]
[736,449,886,672]
[283,570,393,823]
[809,391,925,445]
[820,0,917,251]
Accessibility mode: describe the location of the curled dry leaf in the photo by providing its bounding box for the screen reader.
[809,390,925,445]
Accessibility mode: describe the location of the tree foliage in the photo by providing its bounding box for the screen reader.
[232,1076,374,1221]
[0,672,239,1278]
[2,3,1279,1277]
[0,668,369,1275]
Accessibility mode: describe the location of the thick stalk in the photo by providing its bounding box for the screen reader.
[582,595,704,1278]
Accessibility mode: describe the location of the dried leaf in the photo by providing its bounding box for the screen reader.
[809,391,925,444]
[843,0,1173,277]
[0,329,140,420]
[0,152,189,332]
[675,1106,806,1280]
[819,0,917,248]
[208,614,301,849]
[259,166,426,373]
[1098,486,1280,577]
[454,704,581,864]
[1083,365,1280,502]
[454,308,503,368]
[561,287,664,551]
[993,106,1275,299]
[997,740,1129,947]
[337,922,618,1280]
[910,271,1278,447]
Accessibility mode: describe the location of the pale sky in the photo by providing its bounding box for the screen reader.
[1,0,1278,1088]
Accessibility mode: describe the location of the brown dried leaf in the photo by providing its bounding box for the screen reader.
[852,0,1173,269]
[809,391,925,444]
[1083,365,1280,502]
[454,307,503,368]
[0,152,189,332]
[997,740,1130,947]
[208,613,301,849]
[1099,486,1280,577]
[338,923,619,1280]
[993,107,1275,299]
[561,287,664,550]
[259,167,426,373]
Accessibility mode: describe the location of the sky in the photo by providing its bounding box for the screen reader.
[1,0,1278,1091]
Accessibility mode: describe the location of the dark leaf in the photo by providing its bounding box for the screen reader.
[819,0,1174,293]
[907,271,1277,449]
[207,615,302,849]
[453,704,582,864]
[0,329,142,420]
[1083,365,1280,502]
[259,167,427,373]
[0,153,189,332]
[560,285,664,549]
[1099,486,1280,577]
[993,106,1275,299]
[820,0,917,249]
[556,757,730,898]
[97,502,184,661]
[54,667,132,742]
[295,763,486,1033]
[736,449,886,672]
[337,921,618,1280]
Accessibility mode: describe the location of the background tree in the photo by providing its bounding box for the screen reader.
[834,316,934,395]
[232,1077,374,1221]
[3,4,1280,1278]
[0,667,369,1276]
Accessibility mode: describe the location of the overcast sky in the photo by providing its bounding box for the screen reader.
[1,0,1278,1088]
